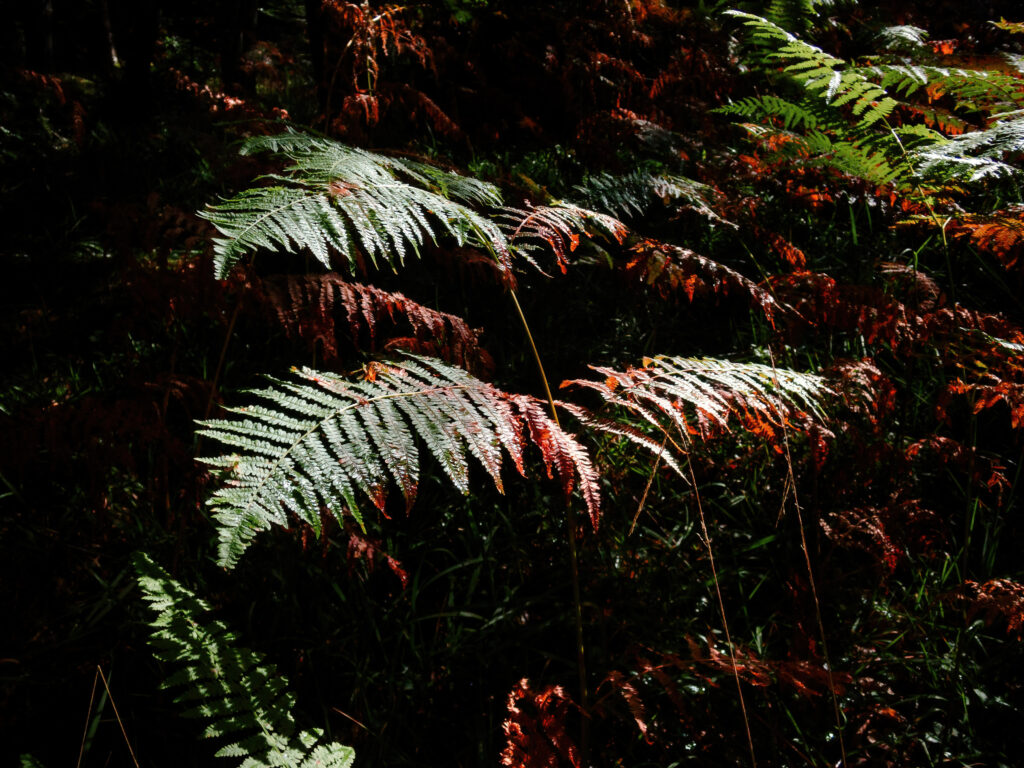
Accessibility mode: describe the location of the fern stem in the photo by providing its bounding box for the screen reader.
[509,287,590,760]
[509,289,560,422]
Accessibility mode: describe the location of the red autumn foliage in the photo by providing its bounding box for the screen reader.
[256,273,493,375]
[500,678,581,768]
[948,579,1024,638]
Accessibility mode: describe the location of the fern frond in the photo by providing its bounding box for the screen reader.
[862,63,1023,113]
[572,170,725,224]
[726,11,899,128]
[563,355,829,464]
[494,203,627,274]
[133,553,356,768]
[875,25,930,53]
[201,132,509,278]
[622,240,778,319]
[763,0,829,35]
[199,355,600,567]
[258,274,491,372]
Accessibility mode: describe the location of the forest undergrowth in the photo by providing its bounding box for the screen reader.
[3,1,1024,766]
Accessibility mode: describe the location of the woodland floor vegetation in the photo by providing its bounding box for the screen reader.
[4,1,1024,766]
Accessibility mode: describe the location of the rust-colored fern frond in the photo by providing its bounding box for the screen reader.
[500,678,580,768]
[821,497,943,575]
[599,670,650,743]
[773,270,1023,364]
[943,379,1024,430]
[257,274,492,374]
[947,208,1024,271]
[562,355,829,474]
[647,637,850,699]
[622,239,777,319]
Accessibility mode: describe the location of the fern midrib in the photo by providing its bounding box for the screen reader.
[224,382,477,525]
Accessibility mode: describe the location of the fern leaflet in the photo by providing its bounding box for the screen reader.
[572,170,724,224]
[134,553,356,768]
[726,11,900,128]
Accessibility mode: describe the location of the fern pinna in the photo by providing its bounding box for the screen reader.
[199,355,600,568]
[134,553,355,768]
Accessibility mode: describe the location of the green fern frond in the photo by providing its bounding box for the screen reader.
[134,553,356,768]
[763,0,830,35]
[391,157,505,208]
[716,94,825,131]
[201,133,509,279]
[199,355,600,568]
[240,133,505,209]
[727,11,899,128]
[563,355,829,468]
[875,25,930,53]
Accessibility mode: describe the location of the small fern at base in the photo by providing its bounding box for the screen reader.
[133,553,356,768]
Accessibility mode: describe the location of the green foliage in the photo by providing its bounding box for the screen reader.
[9,1,1024,765]
[726,10,900,128]
[133,553,356,768]
[912,115,1024,181]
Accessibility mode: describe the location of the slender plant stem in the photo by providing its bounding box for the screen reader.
[509,287,590,761]
[685,450,758,768]
[767,348,847,767]
[884,119,956,301]
[97,665,141,768]
[76,667,101,768]
[197,292,244,458]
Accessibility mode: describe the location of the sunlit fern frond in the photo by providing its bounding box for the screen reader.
[199,355,600,567]
[572,170,725,224]
[716,94,827,131]
[562,355,829,473]
[390,156,505,208]
[201,132,509,278]
[134,553,356,768]
[493,203,627,274]
[874,25,930,53]
[910,116,1024,181]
